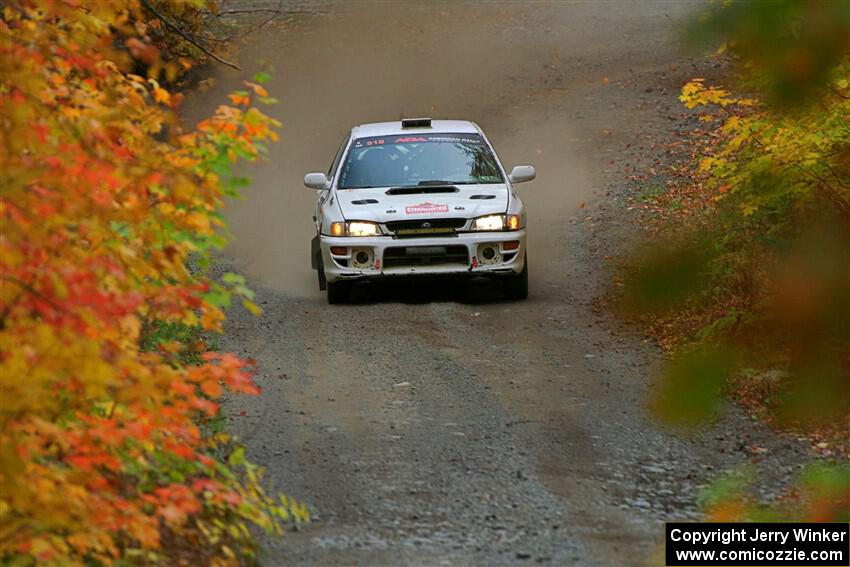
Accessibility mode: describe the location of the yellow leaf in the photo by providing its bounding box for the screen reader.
[699,156,722,172]
[201,307,225,330]
[741,203,758,216]
[186,211,211,231]
[242,299,262,316]
[119,315,141,341]
[153,87,170,104]
[722,116,741,133]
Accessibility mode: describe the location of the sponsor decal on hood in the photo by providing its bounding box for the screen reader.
[405,202,449,215]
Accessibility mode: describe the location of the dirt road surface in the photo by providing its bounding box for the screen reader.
[189,2,811,565]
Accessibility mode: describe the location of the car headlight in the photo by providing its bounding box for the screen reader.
[329,221,382,237]
[471,214,505,231]
[348,221,381,236]
[470,214,522,231]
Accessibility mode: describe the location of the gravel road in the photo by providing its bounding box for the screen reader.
[189,2,812,565]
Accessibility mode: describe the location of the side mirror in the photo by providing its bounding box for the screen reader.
[508,165,536,184]
[304,172,330,190]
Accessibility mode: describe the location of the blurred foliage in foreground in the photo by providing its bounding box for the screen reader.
[622,0,849,521]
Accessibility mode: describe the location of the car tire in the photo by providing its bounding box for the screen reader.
[503,257,528,300]
[326,280,350,304]
[317,256,327,291]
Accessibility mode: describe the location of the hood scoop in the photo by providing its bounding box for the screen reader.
[351,198,379,205]
[385,185,459,195]
[469,194,496,200]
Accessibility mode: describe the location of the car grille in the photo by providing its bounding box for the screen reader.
[385,218,466,237]
[383,245,469,268]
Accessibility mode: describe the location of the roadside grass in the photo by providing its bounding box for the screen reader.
[141,320,212,366]
[140,318,236,434]
[636,183,665,203]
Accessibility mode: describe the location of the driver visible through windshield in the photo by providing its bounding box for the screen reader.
[337,133,504,189]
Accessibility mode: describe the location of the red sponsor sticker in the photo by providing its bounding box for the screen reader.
[405,202,449,215]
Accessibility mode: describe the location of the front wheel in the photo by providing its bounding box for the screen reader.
[317,256,327,291]
[326,280,350,304]
[503,257,528,300]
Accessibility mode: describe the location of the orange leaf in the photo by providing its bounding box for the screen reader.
[200,379,223,398]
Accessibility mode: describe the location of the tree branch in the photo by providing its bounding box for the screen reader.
[139,0,241,71]
[215,9,282,16]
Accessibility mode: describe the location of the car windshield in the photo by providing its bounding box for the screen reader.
[337,133,504,189]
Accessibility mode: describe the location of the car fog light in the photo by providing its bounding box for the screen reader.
[478,244,501,265]
[503,240,520,251]
[350,248,373,269]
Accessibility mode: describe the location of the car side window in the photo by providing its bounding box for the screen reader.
[328,135,350,180]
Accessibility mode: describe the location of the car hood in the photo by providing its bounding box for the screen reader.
[335,184,509,223]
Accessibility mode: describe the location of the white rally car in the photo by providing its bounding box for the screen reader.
[305,118,535,303]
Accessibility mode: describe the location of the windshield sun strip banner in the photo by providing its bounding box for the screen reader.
[351,133,487,148]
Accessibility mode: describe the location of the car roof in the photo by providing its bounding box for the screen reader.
[351,119,482,138]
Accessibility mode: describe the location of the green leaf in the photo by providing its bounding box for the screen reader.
[228,446,245,467]
[222,272,246,285]
[653,346,732,428]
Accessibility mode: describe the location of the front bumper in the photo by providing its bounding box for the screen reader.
[319,230,527,283]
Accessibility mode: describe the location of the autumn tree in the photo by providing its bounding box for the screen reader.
[624,0,849,522]
[1,1,304,564]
